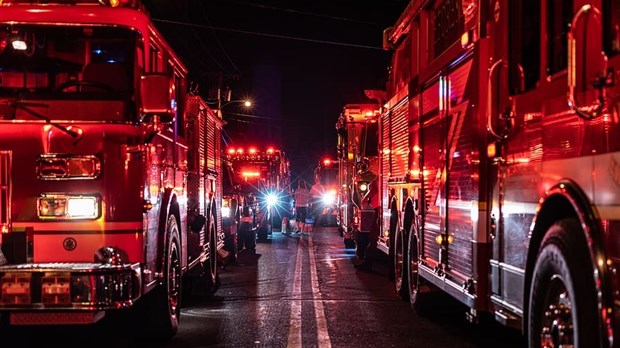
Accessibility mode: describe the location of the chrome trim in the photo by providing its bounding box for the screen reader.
[0,262,141,310]
[418,263,476,308]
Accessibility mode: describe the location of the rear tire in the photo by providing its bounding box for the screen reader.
[407,222,433,313]
[527,219,599,348]
[344,239,356,249]
[394,227,408,300]
[205,213,220,295]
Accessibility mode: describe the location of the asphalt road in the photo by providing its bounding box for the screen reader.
[1,227,526,347]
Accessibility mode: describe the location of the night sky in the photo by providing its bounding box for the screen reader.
[143,0,408,183]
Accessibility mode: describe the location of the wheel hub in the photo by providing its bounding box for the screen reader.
[541,292,574,348]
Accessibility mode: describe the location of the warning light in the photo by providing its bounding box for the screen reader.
[323,159,331,166]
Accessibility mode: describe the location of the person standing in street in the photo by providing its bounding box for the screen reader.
[293,179,311,233]
[309,175,325,226]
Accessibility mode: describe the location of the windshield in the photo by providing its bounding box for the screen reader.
[318,166,338,186]
[0,25,138,121]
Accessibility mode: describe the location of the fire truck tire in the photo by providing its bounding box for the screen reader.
[205,213,220,295]
[257,227,269,241]
[527,219,599,348]
[344,239,356,249]
[145,215,182,341]
[246,228,257,249]
[238,223,256,250]
[394,227,409,300]
[407,228,433,313]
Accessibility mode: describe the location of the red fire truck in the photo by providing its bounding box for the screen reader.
[311,158,339,227]
[335,104,381,249]
[224,146,292,241]
[0,0,223,340]
[377,0,620,346]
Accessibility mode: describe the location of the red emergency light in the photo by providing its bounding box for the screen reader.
[241,171,260,178]
[323,159,331,166]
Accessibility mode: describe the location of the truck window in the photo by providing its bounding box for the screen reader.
[509,0,541,93]
[0,25,137,121]
[546,0,573,75]
[432,0,465,59]
[364,122,379,157]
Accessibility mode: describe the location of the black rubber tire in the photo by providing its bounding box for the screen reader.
[143,215,182,341]
[344,239,356,249]
[204,213,220,296]
[407,223,433,313]
[527,218,599,348]
[246,229,257,250]
[257,227,268,241]
[394,227,408,300]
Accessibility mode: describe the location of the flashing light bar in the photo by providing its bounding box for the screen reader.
[226,147,281,157]
[241,171,260,178]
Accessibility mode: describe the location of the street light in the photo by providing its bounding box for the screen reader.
[215,99,252,118]
[219,99,251,110]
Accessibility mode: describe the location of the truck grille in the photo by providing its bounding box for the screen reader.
[0,151,11,234]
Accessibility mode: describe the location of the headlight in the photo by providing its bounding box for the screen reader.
[358,182,369,192]
[322,191,336,205]
[222,206,231,218]
[38,194,100,220]
[266,193,278,207]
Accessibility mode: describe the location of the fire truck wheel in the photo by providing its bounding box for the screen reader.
[146,215,182,341]
[205,214,220,295]
[247,229,257,249]
[527,219,599,348]
[344,239,356,249]
[257,227,268,241]
[407,227,432,313]
[394,227,409,300]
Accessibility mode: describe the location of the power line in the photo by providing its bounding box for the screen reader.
[152,19,383,50]
[226,1,384,26]
[197,2,241,74]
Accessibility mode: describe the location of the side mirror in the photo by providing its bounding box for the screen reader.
[139,74,175,124]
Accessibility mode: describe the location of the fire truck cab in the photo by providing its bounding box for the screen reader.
[380,0,620,346]
[224,147,292,241]
[336,104,381,249]
[0,0,223,340]
[311,158,339,227]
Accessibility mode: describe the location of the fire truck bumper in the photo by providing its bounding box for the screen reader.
[0,262,142,324]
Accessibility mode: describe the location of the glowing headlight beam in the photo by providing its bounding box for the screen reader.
[266,193,278,207]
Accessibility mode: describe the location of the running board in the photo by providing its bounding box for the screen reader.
[418,264,476,308]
